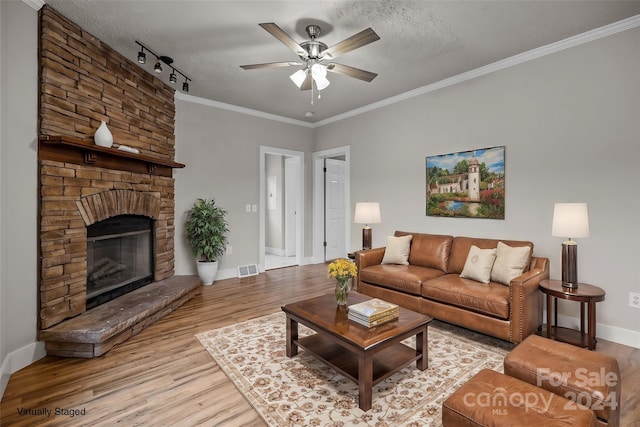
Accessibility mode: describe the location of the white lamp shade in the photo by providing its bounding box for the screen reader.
[552,203,590,238]
[354,202,381,224]
[311,64,330,90]
[314,75,330,90]
[289,69,307,88]
[311,63,327,78]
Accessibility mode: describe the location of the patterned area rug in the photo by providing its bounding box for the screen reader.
[196,312,511,426]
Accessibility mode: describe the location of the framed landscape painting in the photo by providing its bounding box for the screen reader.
[426,146,505,219]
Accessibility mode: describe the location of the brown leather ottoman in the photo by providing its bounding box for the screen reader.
[504,335,620,427]
[442,369,597,426]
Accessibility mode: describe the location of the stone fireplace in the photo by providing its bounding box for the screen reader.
[35,6,200,357]
[37,145,178,330]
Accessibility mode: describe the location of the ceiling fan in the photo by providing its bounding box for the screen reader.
[240,23,380,92]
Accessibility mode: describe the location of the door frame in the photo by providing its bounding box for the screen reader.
[259,146,304,271]
[312,146,351,263]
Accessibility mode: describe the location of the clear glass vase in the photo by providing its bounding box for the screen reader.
[335,277,350,305]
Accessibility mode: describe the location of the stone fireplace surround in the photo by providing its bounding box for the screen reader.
[36,6,201,357]
[37,138,201,358]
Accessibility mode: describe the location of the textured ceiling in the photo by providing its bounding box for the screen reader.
[44,1,640,123]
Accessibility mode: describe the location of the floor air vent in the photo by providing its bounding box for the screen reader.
[237,264,259,278]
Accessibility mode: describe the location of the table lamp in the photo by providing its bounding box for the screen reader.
[551,202,589,288]
[354,202,381,250]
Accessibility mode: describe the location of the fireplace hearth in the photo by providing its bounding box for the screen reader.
[86,215,154,309]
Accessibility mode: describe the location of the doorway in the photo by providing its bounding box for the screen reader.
[312,146,351,263]
[259,146,304,271]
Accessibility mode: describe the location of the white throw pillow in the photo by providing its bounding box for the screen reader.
[460,245,497,284]
[381,235,413,265]
[491,241,532,285]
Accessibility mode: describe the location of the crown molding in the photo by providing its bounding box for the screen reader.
[314,13,640,127]
[175,93,314,128]
[22,0,45,11]
[177,14,640,129]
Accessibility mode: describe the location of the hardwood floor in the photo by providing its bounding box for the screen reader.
[2,264,639,426]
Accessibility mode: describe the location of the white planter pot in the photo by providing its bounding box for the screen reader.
[196,261,219,285]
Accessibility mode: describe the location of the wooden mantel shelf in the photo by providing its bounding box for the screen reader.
[39,135,185,177]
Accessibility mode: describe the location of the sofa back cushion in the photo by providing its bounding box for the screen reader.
[448,237,533,275]
[395,231,453,272]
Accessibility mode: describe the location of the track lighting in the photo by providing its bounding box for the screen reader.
[135,41,192,93]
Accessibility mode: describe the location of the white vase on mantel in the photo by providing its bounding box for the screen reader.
[94,121,113,148]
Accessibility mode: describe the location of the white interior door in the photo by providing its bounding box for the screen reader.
[325,158,347,260]
[284,157,298,257]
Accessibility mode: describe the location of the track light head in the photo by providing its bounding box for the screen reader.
[154,60,162,73]
[182,80,189,93]
[137,49,146,64]
[169,71,177,84]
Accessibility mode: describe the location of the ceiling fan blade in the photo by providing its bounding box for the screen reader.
[259,23,308,58]
[240,61,303,70]
[300,73,313,91]
[320,28,380,60]
[326,63,377,82]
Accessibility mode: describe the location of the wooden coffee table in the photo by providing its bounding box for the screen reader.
[281,293,432,411]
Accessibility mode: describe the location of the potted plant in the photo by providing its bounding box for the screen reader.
[185,198,229,285]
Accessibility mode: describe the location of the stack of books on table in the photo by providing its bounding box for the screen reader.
[348,298,399,327]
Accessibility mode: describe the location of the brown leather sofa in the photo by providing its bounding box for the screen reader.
[355,231,549,344]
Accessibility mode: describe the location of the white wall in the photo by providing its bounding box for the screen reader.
[0,0,44,396]
[314,27,640,342]
[173,100,314,278]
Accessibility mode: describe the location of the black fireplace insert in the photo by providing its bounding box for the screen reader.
[86,215,154,309]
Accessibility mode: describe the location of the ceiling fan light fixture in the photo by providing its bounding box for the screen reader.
[289,69,307,88]
[311,63,330,90]
[311,63,326,78]
[314,74,330,90]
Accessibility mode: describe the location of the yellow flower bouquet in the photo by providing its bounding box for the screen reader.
[328,258,357,305]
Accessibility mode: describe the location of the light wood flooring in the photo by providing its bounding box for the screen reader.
[1,263,639,426]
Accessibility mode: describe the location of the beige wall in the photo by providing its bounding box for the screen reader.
[314,27,640,339]
[0,0,43,393]
[173,100,314,278]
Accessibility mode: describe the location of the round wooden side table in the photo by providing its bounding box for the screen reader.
[539,279,605,350]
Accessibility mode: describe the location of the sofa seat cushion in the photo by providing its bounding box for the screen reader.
[360,265,445,296]
[422,274,510,319]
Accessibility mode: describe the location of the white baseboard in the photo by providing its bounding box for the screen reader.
[0,340,46,399]
[265,247,284,256]
[544,310,640,349]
